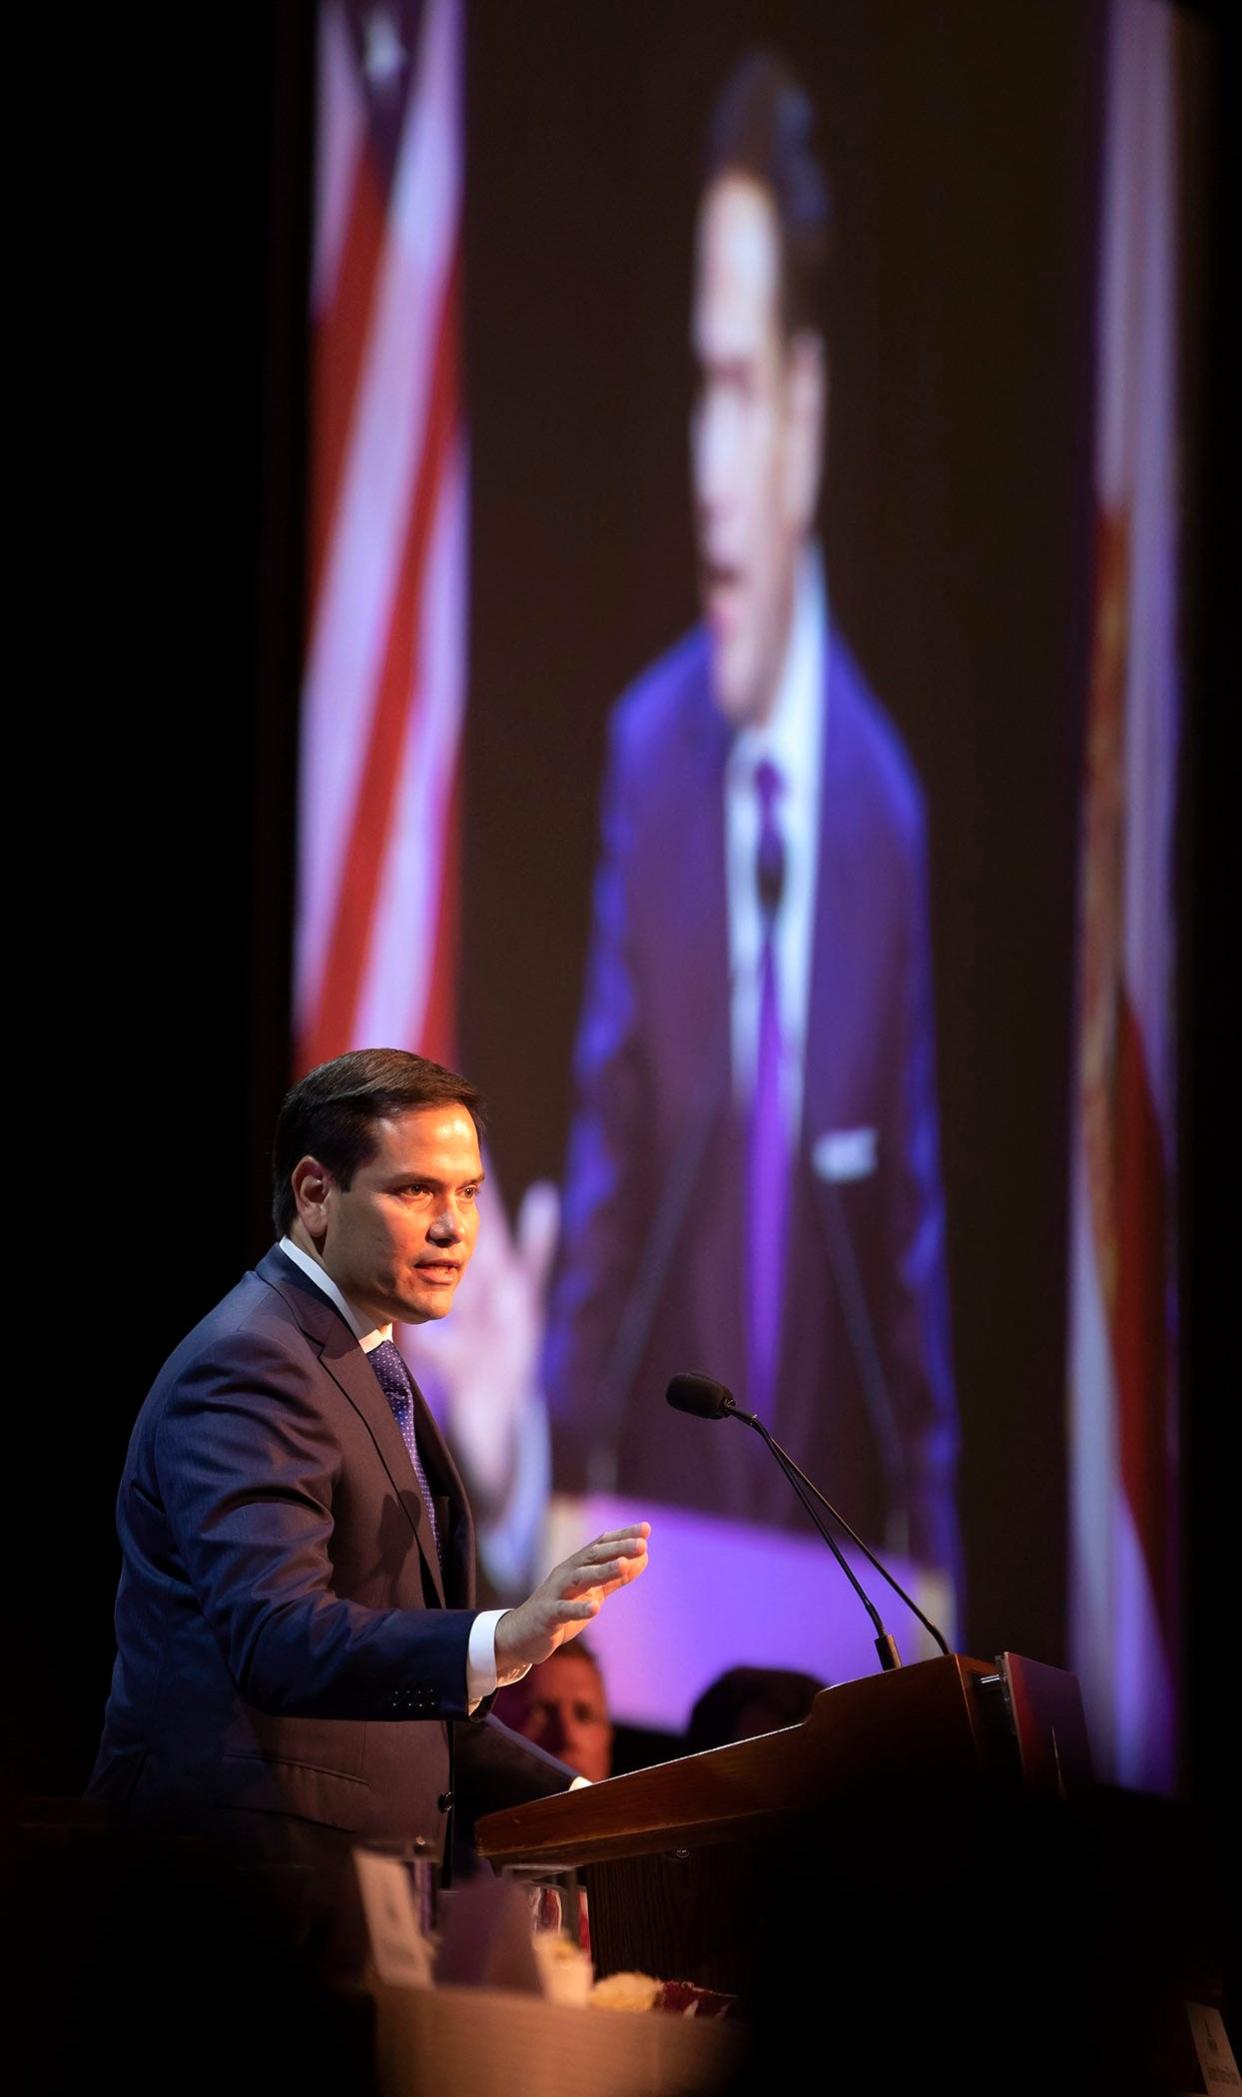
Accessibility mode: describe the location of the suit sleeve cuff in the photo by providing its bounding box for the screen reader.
[466,1608,530,1712]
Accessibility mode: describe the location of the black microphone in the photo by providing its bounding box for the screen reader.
[666,1371,736,1420]
[665,1373,950,1670]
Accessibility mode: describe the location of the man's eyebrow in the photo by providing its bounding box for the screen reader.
[383,1168,487,1188]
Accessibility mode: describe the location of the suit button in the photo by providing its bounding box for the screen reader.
[437,1792,453,1813]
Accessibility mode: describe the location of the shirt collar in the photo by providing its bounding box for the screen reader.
[278,1235,392,1355]
[728,546,826,788]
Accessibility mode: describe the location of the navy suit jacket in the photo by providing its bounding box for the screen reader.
[90,1247,568,1861]
[544,625,960,1573]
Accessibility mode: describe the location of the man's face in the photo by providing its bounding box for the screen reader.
[298,1104,484,1329]
[496,1651,613,1784]
[691,174,824,730]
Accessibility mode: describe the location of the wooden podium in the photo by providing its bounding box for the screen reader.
[475,1654,1092,1996]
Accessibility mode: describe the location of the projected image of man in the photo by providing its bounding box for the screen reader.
[544,54,961,1581]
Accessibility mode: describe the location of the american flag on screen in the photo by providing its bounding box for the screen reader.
[1068,0,1181,1794]
[295,0,465,1074]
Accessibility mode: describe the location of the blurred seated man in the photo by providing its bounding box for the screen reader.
[686,1665,826,1752]
[493,1641,613,1784]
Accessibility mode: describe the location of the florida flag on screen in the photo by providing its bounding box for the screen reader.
[1068,0,1181,1794]
[295,0,465,1073]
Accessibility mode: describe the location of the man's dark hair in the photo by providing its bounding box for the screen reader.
[539,1638,604,1678]
[704,51,832,339]
[685,1664,827,1754]
[272,1047,486,1236]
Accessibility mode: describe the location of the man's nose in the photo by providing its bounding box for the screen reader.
[693,388,739,517]
[428,1200,465,1244]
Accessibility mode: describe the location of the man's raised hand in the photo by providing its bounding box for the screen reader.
[494,1525,650,1672]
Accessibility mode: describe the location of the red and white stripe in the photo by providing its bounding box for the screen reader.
[1068,0,1180,1793]
[296,0,465,1073]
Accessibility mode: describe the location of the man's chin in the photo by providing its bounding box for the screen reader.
[709,649,764,730]
[395,1292,454,1325]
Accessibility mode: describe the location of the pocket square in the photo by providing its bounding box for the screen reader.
[812,1127,878,1182]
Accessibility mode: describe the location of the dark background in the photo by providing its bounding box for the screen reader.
[17,0,1228,1818]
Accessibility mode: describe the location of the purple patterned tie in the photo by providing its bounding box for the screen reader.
[370,1340,442,1561]
[747,758,788,1424]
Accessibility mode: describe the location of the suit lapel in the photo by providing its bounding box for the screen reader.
[790,637,859,1395]
[679,674,733,1100]
[324,1323,449,1606]
[802,632,862,1150]
[405,1380,475,1609]
[256,1247,448,1605]
[670,663,747,1389]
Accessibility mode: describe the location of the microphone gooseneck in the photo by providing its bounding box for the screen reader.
[664,1373,950,1668]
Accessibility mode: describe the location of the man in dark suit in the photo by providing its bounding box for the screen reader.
[543,55,959,1578]
[89,1048,648,1892]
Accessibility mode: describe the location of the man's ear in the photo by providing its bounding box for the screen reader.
[785,329,827,532]
[291,1154,334,1240]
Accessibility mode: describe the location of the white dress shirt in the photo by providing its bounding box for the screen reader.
[724,549,827,1142]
